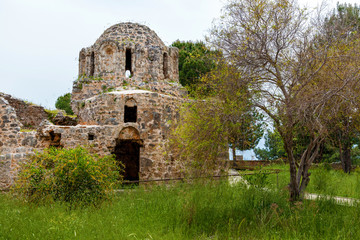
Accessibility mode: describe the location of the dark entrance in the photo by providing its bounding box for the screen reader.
[113,140,140,182]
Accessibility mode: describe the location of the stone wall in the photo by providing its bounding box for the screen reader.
[79,22,179,82]
[71,77,185,115]
[0,93,48,128]
[76,89,184,179]
[0,89,184,189]
[0,97,40,189]
[72,22,181,107]
[37,123,183,180]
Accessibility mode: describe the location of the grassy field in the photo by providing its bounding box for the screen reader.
[1,176,360,240]
[260,163,360,199]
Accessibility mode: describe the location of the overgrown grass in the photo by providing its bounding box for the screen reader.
[1,180,360,239]
[259,163,360,199]
[45,109,77,121]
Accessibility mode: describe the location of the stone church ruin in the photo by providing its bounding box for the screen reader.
[0,22,186,189]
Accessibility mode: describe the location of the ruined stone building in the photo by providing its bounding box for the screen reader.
[0,22,186,189]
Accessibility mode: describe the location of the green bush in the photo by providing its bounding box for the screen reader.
[55,93,74,115]
[244,169,270,188]
[14,146,122,207]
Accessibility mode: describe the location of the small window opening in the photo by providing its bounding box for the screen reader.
[49,130,62,148]
[79,53,86,76]
[88,133,95,141]
[125,48,132,73]
[124,99,137,123]
[90,51,95,76]
[163,52,169,78]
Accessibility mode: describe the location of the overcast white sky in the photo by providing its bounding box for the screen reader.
[0,0,358,109]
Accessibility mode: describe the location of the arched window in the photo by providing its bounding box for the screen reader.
[79,53,86,76]
[124,98,137,123]
[90,51,95,76]
[125,48,132,74]
[163,52,169,78]
[99,43,117,73]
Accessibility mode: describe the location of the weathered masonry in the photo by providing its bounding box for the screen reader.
[0,22,186,189]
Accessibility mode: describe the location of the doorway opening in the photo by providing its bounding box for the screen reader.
[112,139,140,182]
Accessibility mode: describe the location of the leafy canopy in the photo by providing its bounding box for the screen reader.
[55,93,73,115]
[171,40,219,91]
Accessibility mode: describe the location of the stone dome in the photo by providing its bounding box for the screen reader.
[94,22,166,48]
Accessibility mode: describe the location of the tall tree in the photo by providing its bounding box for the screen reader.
[55,93,74,115]
[254,129,286,161]
[171,40,219,91]
[171,58,263,176]
[321,3,360,173]
[208,0,360,200]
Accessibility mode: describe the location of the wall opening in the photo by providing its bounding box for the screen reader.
[79,53,86,76]
[163,52,169,78]
[125,48,132,73]
[112,140,140,182]
[49,130,62,148]
[124,98,137,123]
[88,133,95,141]
[90,51,95,76]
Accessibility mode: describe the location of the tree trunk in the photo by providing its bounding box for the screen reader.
[283,134,300,201]
[340,144,352,173]
[232,145,237,167]
[288,135,322,201]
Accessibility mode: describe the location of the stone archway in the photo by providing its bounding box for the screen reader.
[113,127,142,182]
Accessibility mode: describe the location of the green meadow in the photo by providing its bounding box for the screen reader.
[2,166,360,240]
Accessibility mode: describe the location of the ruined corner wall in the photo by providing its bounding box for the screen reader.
[0,97,40,189]
[0,93,48,128]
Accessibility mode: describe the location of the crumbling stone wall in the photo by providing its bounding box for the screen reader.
[0,97,40,189]
[0,93,48,128]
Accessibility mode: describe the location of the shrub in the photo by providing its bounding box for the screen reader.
[14,146,122,207]
[244,169,270,188]
[55,93,74,115]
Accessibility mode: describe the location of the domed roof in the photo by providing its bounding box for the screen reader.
[94,22,166,48]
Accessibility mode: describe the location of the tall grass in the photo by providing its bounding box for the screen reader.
[1,180,360,239]
[264,163,360,198]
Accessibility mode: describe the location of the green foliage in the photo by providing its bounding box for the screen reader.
[325,3,360,39]
[45,109,77,123]
[244,169,270,188]
[171,101,229,176]
[254,129,286,160]
[3,180,360,239]
[14,146,122,207]
[44,109,58,121]
[55,93,74,115]
[171,59,264,176]
[171,40,219,91]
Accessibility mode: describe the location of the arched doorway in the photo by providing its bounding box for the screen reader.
[112,127,142,182]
